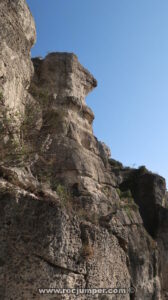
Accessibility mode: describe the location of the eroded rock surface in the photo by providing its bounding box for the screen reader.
[0,0,36,109]
[0,1,168,299]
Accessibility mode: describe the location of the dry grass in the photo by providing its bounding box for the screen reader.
[81,244,94,260]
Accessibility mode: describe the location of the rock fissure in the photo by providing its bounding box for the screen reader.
[34,254,85,276]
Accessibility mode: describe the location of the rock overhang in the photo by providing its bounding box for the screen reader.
[32,52,97,102]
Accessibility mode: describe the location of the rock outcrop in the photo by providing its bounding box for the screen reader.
[0,1,168,299]
[0,0,36,166]
[0,0,36,109]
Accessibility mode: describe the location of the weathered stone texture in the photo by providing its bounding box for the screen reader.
[0,1,168,300]
[0,0,36,110]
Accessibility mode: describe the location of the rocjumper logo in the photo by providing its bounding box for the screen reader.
[38,287,136,295]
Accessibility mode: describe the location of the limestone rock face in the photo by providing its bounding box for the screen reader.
[157,207,168,299]
[30,53,116,217]
[32,53,97,104]
[0,0,36,110]
[0,1,168,300]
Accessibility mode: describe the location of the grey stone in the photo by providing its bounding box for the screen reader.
[0,1,168,299]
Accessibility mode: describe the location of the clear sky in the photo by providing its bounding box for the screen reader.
[27,0,168,184]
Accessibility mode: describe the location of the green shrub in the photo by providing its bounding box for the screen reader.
[117,188,139,214]
[29,83,50,108]
[54,184,72,210]
[102,186,110,197]
[56,184,68,199]
[138,165,148,174]
[76,209,99,225]
[0,100,37,166]
[0,91,3,101]
[117,188,132,199]
[125,206,132,219]
[116,188,121,197]
[109,158,123,168]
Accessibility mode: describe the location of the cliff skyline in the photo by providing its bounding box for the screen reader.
[28,0,168,184]
[0,1,168,299]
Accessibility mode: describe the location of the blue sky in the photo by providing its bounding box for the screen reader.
[27,0,168,184]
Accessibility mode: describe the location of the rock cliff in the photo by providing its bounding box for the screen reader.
[0,1,168,299]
